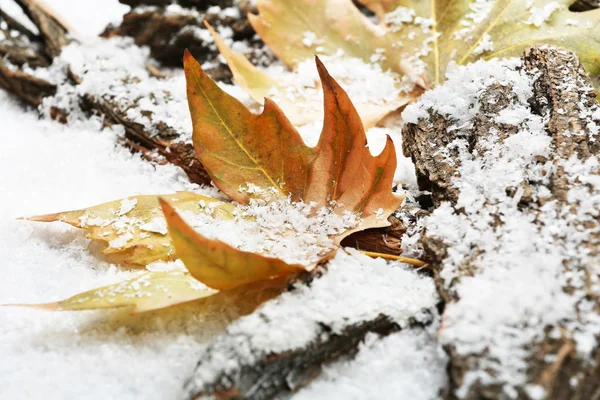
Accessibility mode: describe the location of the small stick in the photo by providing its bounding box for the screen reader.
[359,250,427,267]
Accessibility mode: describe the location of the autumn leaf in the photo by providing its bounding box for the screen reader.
[184,49,316,204]
[160,199,306,290]
[13,268,219,314]
[356,0,600,86]
[25,192,235,266]
[305,58,401,239]
[185,51,403,227]
[216,0,599,114]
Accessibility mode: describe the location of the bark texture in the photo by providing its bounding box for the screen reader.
[102,0,274,81]
[0,1,66,105]
[403,45,600,399]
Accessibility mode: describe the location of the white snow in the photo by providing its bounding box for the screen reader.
[0,89,244,400]
[525,2,562,27]
[296,327,448,400]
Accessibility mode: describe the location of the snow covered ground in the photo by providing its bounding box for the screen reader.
[0,1,446,399]
[0,2,235,399]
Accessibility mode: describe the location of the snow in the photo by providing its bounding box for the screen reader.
[0,89,242,399]
[296,327,448,400]
[525,2,562,27]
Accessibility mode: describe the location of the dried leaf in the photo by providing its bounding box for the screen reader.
[26,192,235,266]
[248,0,600,89]
[206,22,417,129]
[184,49,316,204]
[306,58,403,239]
[13,268,219,314]
[160,199,305,290]
[185,52,403,225]
[359,0,600,86]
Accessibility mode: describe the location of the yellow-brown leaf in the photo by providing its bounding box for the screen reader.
[305,58,404,238]
[11,269,219,314]
[25,192,234,266]
[184,49,316,204]
[160,199,305,290]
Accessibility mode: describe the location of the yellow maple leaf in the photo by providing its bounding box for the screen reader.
[25,192,235,266]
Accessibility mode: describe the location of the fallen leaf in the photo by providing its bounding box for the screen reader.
[11,268,219,314]
[160,199,305,290]
[206,22,417,129]
[184,49,316,204]
[358,0,600,86]
[185,52,403,225]
[246,0,600,90]
[21,54,405,313]
[26,192,235,266]
[306,58,403,239]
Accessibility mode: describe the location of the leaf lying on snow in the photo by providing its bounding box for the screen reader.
[217,0,600,114]
[161,199,306,290]
[19,54,403,313]
[355,0,600,87]
[25,192,235,266]
[184,50,403,237]
[16,268,219,314]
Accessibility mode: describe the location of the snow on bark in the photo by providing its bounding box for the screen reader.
[403,45,600,399]
[182,249,441,399]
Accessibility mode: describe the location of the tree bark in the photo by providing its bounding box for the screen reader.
[403,45,600,399]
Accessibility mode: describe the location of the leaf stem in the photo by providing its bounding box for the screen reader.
[359,251,427,267]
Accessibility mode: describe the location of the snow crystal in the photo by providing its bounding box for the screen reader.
[118,198,137,216]
[525,2,562,27]
[472,32,494,56]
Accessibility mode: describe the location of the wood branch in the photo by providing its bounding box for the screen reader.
[403,45,600,399]
[102,1,271,77]
[13,0,70,59]
[0,6,56,105]
[182,252,440,399]
[0,59,56,106]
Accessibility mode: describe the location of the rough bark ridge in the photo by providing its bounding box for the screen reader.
[403,46,600,399]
